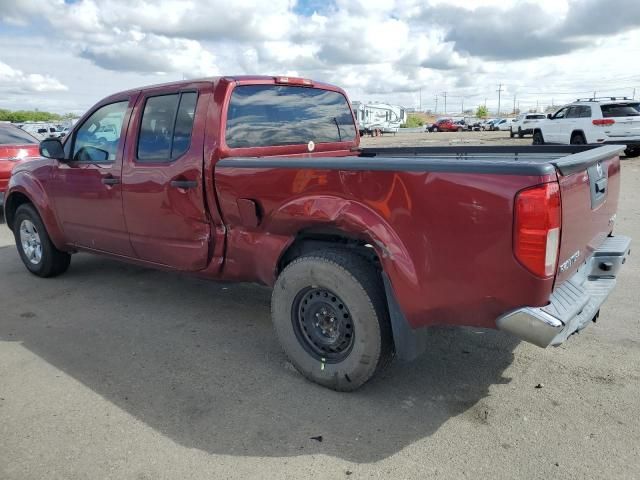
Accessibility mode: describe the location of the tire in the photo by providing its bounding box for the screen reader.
[510,128,515,138]
[271,249,394,391]
[570,133,586,145]
[518,128,524,138]
[624,148,640,158]
[13,203,70,277]
[532,130,544,145]
[432,127,439,132]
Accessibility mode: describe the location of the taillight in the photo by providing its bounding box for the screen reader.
[592,118,615,126]
[514,182,561,277]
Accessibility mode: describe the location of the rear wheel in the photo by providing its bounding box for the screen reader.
[509,128,515,138]
[13,204,70,277]
[571,133,586,145]
[518,128,524,138]
[532,130,544,145]
[271,249,393,391]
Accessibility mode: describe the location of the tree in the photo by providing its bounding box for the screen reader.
[475,105,489,118]
[400,113,425,128]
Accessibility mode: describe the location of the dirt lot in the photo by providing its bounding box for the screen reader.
[1,131,639,479]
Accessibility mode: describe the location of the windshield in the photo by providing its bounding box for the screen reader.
[225,85,356,148]
[0,124,39,145]
[601,103,640,117]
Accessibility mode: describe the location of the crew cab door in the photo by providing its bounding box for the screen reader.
[121,87,210,271]
[49,95,137,255]
[544,107,569,143]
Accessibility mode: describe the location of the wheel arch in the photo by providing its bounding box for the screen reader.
[5,178,66,250]
[570,129,587,143]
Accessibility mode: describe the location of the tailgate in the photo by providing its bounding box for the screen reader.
[605,116,640,138]
[554,146,623,283]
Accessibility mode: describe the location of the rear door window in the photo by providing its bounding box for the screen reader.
[137,92,198,162]
[601,103,640,117]
[225,85,356,148]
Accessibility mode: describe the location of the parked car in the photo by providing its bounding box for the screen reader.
[0,123,39,205]
[4,76,631,391]
[510,113,547,138]
[494,118,514,131]
[20,123,61,140]
[534,97,640,157]
[429,118,465,132]
[480,118,497,130]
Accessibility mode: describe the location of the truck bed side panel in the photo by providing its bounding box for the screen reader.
[214,162,555,330]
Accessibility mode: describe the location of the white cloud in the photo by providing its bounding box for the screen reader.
[0,60,68,93]
[0,0,639,114]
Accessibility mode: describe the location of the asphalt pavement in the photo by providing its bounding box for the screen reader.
[1,132,639,479]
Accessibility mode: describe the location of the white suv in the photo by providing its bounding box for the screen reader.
[534,97,640,157]
[510,113,546,138]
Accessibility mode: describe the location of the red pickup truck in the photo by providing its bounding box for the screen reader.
[4,76,631,391]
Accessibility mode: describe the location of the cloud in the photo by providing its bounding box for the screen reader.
[0,60,68,93]
[78,32,220,76]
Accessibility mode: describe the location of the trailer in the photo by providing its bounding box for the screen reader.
[352,101,407,136]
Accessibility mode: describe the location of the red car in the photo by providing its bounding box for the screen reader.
[429,118,465,132]
[0,123,39,205]
[3,76,631,391]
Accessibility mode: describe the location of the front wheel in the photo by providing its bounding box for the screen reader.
[532,130,544,145]
[510,128,515,138]
[271,249,394,391]
[13,204,70,277]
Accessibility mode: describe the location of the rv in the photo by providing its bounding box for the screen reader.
[352,101,407,136]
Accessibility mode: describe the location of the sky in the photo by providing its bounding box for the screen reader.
[1,0,640,116]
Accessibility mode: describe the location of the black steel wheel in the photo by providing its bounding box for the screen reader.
[293,287,355,362]
[272,249,394,391]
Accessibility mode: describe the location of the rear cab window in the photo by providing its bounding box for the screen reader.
[225,85,356,149]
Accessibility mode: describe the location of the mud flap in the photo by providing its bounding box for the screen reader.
[382,273,427,361]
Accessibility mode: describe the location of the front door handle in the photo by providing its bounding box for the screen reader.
[170,179,198,189]
[101,176,120,186]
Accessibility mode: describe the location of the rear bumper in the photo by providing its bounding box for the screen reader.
[496,235,631,347]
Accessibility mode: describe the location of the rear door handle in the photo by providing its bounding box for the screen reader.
[170,180,198,189]
[101,176,120,186]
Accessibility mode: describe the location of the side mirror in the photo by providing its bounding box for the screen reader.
[547,113,553,119]
[39,138,65,160]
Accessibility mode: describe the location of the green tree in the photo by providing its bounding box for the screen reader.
[400,113,424,128]
[475,105,489,118]
[0,109,63,123]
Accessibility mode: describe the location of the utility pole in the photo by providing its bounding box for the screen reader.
[593,90,597,100]
[435,96,438,114]
[512,94,516,114]
[461,97,464,114]
[497,83,503,117]
[633,88,636,100]
[442,92,447,114]
[536,99,539,112]
[419,88,422,111]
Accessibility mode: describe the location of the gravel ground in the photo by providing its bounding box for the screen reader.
[1,132,639,479]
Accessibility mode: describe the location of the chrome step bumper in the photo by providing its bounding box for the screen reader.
[497,235,631,348]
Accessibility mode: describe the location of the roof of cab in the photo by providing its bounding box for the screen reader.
[99,75,344,104]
